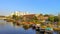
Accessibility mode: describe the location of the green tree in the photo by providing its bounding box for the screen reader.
[48,15,54,22]
[54,16,59,22]
[12,14,20,20]
[29,15,38,22]
[12,14,17,19]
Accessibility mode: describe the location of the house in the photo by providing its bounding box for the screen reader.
[22,14,35,22]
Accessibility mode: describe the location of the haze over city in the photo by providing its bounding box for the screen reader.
[0,0,60,16]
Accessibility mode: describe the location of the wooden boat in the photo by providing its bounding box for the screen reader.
[53,28,60,31]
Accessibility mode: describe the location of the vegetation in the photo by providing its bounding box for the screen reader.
[11,13,60,27]
[54,16,59,22]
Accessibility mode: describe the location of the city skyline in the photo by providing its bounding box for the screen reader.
[0,0,60,16]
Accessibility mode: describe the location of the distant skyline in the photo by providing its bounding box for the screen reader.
[0,0,60,16]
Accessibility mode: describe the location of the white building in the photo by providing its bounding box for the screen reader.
[10,11,30,17]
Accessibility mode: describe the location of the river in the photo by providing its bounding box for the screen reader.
[0,20,36,34]
[0,20,59,34]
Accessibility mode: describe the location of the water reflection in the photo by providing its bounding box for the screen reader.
[0,20,36,34]
[12,22,20,26]
[23,25,30,30]
[36,31,40,34]
[0,20,60,34]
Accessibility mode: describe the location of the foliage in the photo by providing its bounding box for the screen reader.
[48,16,54,22]
[12,15,17,19]
[54,16,59,22]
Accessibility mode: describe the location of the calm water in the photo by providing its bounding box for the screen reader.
[0,20,59,34]
[0,20,36,34]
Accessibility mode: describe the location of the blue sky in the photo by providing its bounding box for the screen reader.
[0,0,60,15]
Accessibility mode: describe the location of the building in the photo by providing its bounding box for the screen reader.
[10,11,30,17]
[22,14,35,22]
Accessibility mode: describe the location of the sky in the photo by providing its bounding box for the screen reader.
[0,0,60,16]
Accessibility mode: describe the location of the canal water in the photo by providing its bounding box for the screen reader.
[0,20,59,34]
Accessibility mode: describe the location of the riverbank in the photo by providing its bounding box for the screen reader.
[3,18,60,31]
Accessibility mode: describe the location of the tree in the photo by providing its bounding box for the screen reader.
[48,15,54,22]
[12,14,17,19]
[58,13,60,22]
[54,16,59,22]
[30,15,38,23]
